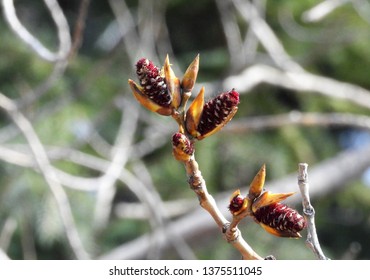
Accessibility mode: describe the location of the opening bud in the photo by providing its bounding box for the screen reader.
[228,190,248,216]
[172,132,194,162]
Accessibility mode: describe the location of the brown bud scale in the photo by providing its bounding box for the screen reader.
[136,58,171,107]
[253,203,306,237]
[197,89,239,136]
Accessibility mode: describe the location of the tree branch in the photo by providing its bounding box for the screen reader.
[298,163,329,260]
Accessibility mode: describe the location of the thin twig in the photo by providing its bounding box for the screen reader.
[224,111,370,134]
[0,92,90,260]
[93,99,139,231]
[298,163,329,260]
[223,64,370,110]
[99,142,370,259]
[183,156,263,260]
[68,0,91,59]
[2,0,71,62]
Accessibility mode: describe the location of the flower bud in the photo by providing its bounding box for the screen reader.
[248,164,266,200]
[253,203,306,238]
[186,89,240,140]
[136,58,171,107]
[181,54,199,93]
[172,132,194,162]
[228,190,248,216]
[128,58,175,116]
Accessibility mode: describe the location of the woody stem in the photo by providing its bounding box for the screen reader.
[180,155,263,260]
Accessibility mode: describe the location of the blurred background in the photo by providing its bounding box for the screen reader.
[1,0,370,260]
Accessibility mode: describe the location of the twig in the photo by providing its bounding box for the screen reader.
[0,92,89,259]
[232,0,304,72]
[100,142,370,259]
[2,0,71,62]
[68,0,91,59]
[0,217,17,253]
[183,156,263,260]
[223,64,370,110]
[298,163,329,260]
[302,0,349,23]
[224,111,370,133]
[93,99,139,231]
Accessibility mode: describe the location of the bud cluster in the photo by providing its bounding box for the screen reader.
[129,54,239,141]
[228,165,306,238]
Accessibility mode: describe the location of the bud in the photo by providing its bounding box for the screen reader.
[128,58,174,116]
[181,54,199,93]
[186,89,240,140]
[136,58,171,107]
[172,132,194,162]
[248,164,266,200]
[228,190,248,216]
[253,203,306,238]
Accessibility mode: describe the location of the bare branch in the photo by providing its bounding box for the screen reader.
[181,156,263,260]
[302,0,350,23]
[99,142,370,259]
[2,0,71,62]
[93,99,139,231]
[224,111,370,134]
[0,217,17,253]
[298,163,329,260]
[223,64,370,110]
[232,0,304,72]
[0,92,89,259]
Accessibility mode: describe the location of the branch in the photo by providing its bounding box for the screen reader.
[298,163,329,260]
[223,64,370,110]
[224,111,370,134]
[2,0,71,62]
[99,142,370,259]
[93,99,139,231]
[0,92,89,259]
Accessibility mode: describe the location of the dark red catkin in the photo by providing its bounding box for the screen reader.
[197,89,239,136]
[253,203,306,238]
[135,58,171,107]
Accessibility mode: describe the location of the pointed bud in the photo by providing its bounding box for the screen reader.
[185,87,205,138]
[181,54,199,93]
[195,89,240,140]
[228,190,248,216]
[252,191,295,213]
[253,203,306,238]
[172,132,194,162]
[164,55,182,110]
[248,164,266,200]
